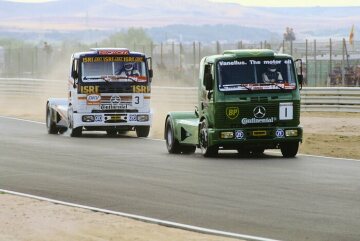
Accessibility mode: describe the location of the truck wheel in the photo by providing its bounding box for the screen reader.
[199,120,218,157]
[46,104,58,134]
[70,127,82,137]
[136,126,150,137]
[280,142,299,158]
[165,118,182,154]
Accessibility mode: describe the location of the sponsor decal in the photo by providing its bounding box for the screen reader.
[86,94,101,105]
[219,60,247,66]
[275,129,285,138]
[240,106,276,125]
[101,104,127,110]
[82,56,143,63]
[94,115,102,122]
[235,130,245,139]
[100,95,127,110]
[80,85,99,94]
[110,95,121,105]
[226,107,239,120]
[98,49,130,55]
[129,114,137,122]
[132,85,150,93]
[241,117,276,125]
[253,106,266,119]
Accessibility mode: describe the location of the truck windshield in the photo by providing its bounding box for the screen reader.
[217,58,296,91]
[81,56,148,83]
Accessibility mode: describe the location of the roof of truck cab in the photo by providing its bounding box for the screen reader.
[205,49,292,62]
[72,48,146,59]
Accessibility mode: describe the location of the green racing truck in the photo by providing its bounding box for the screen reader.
[164,49,303,157]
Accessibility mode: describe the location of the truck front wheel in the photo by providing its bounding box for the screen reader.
[199,121,218,157]
[136,126,150,138]
[70,127,82,137]
[165,118,181,153]
[46,104,58,134]
[280,142,299,158]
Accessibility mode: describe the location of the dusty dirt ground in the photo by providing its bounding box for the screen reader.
[0,193,240,241]
[1,96,360,241]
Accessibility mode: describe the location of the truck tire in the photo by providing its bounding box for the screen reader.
[46,104,58,134]
[199,120,218,157]
[136,126,150,138]
[280,142,299,158]
[165,118,182,153]
[70,127,82,137]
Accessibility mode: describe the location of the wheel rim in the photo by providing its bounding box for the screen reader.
[166,125,173,147]
[200,125,208,152]
[46,108,51,128]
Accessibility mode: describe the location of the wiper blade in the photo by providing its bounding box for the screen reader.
[261,82,285,90]
[237,84,252,91]
[222,84,252,91]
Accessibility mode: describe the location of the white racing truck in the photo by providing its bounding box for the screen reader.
[46,48,153,137]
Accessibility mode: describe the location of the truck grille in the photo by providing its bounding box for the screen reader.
[214,101,300,128]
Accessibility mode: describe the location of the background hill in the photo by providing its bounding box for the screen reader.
[0,0,359,42]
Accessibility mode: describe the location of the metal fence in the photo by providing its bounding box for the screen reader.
[1,78,359,112]
[1,39,360,87]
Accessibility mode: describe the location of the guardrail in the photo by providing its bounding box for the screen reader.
[1,78,359,112]
[301,87,360,112]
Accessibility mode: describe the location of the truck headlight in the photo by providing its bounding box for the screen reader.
[137,115,149,122]
[285,129,298,137]
[220,131,234,139]
[82,115,95,122]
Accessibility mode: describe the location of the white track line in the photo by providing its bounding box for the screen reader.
[0,115,45,125]
[1,115,359,162]
[0,189,280,241]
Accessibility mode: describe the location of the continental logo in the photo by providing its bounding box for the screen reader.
[226,107,239,120]
[80,86,99,94]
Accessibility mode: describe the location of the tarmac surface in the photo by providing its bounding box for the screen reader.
[1,116,360,241]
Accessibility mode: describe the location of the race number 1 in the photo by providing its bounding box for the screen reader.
[279,102,293,120]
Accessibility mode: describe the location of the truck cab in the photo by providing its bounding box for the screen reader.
[46,48,153,137]
[165,49,303,157]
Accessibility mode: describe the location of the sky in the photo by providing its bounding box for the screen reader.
[211,0,360,7]
[3,0,360,6]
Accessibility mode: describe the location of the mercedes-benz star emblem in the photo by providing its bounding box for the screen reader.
[110,95,121,105]
[253,106,266,118]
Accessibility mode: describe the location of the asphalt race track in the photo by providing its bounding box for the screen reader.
[1,116,360,241]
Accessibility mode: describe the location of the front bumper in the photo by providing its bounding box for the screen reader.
[73,112,152,128]
[208,126,303,149]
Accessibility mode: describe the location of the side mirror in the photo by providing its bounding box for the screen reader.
[194,106,199,117]
[203,73,213,91]
[297,74,303,90]
[72,70,78,79]
[148,69,153,79]
[71,71,78,89]
[295,59,303,90]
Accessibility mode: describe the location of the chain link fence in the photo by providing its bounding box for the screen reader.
[1,39,360,87]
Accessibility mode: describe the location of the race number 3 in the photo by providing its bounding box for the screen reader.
[132,94,143,107]
[279,102,293,120]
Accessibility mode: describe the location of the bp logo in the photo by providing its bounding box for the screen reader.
[226,107,239,120]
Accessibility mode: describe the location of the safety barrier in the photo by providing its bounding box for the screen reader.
[1,78,360,112]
